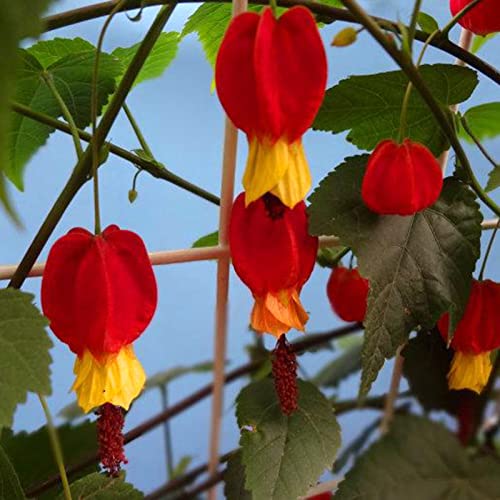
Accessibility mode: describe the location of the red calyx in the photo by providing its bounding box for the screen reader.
[327,266,369,323]
[215,6,327,143]
[361,139,443,216]
[272,335,298,416]
[41,225,157,358]
[97,403,127,476]
[450,0,500,35]
[438,279,500,353]
[229,192,318,297]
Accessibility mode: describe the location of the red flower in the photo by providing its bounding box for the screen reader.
[41,225,157,412]
[307,493,333,500]
[327,266,368,322]
[229,192,318,336]
[450,0,500,35]
[216,7,327,208]
[438,279,500,393]
[361,139,443,216]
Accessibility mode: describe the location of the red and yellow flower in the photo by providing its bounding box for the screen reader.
[229,192,318,337]
[41,224,157,413]
[215,6,327,208]
[438,279,500,394]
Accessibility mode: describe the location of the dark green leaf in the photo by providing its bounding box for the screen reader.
[471,33,497,54]
[8,48,121,190]
[0,445,25,500]
[308,156,482,395]
[402,330,459,414]
[60,473,143,499]
[461,102,500,142]
[192,231,219,248]
[486,167,500,193]
[236,379,340,500]
[224,451,252,500]
[1,420,98,498]
[0,289,52,430]
[0,0,53,220]
[313,336,363,388]
[112,32,179,87]
[314,64,478,156]
[335,415,500,499]
[416,12,439,33]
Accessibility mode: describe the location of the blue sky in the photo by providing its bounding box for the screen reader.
[1,0,499,496]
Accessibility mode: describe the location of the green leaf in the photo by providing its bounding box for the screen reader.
[8,47,122,190]
[0,0,53,220]
[27,37,95,68]
[112,31,179,87]
[60,473,144,499]
[335,415,500,499]
[313,336,363,388]
[0,288,52,430]
[1,420,98,498]
[224,451,252,500]
[314,64,478,156]
[0,445,25,500]
[416,12,439,33]
[402,330,459,414]
[485,167,500,193]
[236,378,341,500]
[471,33,497,54]
[308,156,482,396]
[460,102,500,142]
[171,455,193,480]
[192,230,219,248]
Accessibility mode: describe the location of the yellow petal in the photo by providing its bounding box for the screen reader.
[250,289,309,338]
[243,138,311,208]
[72,346,146,413]
[448,351,492,394]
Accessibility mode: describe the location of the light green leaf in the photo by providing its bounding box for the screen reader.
[0,445,25,500]
[27,37,95,68]
[0,1,54,220]
[236,378,341,500]
[313,336,363,388]
[112,31,179,87]
[485,167,500,193]
[308,156,482,395]
[0,288,52,430]
[224,451,252,500]
[402,330,458,414]
[8,48,121,190]
[1,420,98,498]
[192,230,219,248]
[335,415,500,499]
[60,473,143,499]
[416,12,439,33]
[171,456,193,480]
[314,64,478,156]
[461,102,500,142]
[472,33,497,54]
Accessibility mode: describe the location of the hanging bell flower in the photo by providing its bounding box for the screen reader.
[215,7,327,209]
[450,0,500,35]
[41,225,157,473]
[327,266,369,323]
[361,139,443,216]
[229,192,318,337]
[438,279,500,394]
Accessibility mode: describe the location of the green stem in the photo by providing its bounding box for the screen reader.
[123,102,155,158]
[269,0,278,16]
[339,0,500,218]
[440,0,484,38]
[11,101,220,206]
[478,219,500,280]
[42,73,83,159]
[9,2,178,290]
[407,0,423,53]
[160,386,175,479]
[460,116,499,170]
[38,395,72,500]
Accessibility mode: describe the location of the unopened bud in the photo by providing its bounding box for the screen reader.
[331,27,357,47]
[128,189,138,203]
